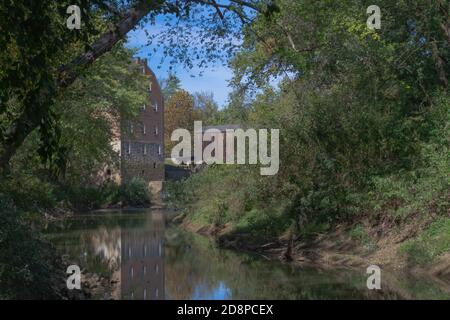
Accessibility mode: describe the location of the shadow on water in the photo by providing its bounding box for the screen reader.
[44,210,450,300]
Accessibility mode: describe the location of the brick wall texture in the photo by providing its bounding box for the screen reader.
[120,58,165,184]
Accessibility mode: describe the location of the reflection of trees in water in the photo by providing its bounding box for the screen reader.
[164,230,306,299]
[89,227,121,271]
[164,228,450,300]
[164,229,287,299]
[49,215,450,300]
[50,212,166,300]
[51,226,121,277]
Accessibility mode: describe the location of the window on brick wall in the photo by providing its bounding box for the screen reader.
[141,103,146,111]
[148,81,152,93]
[154,126,158,135]
[143,144,147,155]
[143,124,146,135]
[153,162,156,168]
[154,101,158,112]
[158,145,162,155]
[129,122,134,134]
[127,143,131,154]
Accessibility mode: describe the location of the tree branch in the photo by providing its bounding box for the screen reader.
[1,0,261,172]
[58,0,158,88]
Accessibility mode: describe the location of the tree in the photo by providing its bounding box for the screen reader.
[9,43,147,182]
[220,87,252,125]
[172,0,450,234]
[193,91,219,124]
[0,0,268,174]
[161,72,182,101]
[54,45,148,183]
[164,90,199,156]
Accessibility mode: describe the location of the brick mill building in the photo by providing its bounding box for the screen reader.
[108,58,164,195]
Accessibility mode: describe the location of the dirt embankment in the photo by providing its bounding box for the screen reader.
[176,215,450,286]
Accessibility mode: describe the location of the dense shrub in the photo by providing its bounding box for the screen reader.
[118,178,151,207]
[399,218,450,266]
[62,182,121,212]
[0,195,63,299]
[0,174,58,212]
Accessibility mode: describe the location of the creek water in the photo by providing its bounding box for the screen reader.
[44,209,450,300]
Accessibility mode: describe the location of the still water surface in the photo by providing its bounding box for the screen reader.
[45,209,450,300]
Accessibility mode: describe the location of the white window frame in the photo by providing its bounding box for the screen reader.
[154,101,158,112]
[154,126,158,135]
[143,124,146,135]
[158,145,162,155]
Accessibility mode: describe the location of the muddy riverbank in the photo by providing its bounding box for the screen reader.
[176,214,450,295]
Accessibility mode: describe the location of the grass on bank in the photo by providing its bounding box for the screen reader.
[399,218,450,266]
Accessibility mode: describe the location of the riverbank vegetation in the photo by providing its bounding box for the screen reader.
[2,0,260,299]
[0,0,449,299]
[166,0,450,272]
[0,44,151,298]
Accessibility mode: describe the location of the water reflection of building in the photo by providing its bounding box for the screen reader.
[120,212,165,300]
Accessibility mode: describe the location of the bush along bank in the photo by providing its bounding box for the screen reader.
[0,174,152,299]
[164,95,450,280]
[166,165,450,280]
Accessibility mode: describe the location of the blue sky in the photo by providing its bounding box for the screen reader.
[125,19,234,108]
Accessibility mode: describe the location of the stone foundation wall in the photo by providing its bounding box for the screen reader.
[121,141,164,183]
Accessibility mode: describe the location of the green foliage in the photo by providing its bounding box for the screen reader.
[61,182,121,212]
[0,195,63,299]
[160,72,182,101]
[368,94,450,221]
[0,174,58,212]
[118,178,151,207]
[0,0,109,170]
[166,164,291,236]
[170,0,450,254]
[399,218,450,266]
[193,91,220,125]
[0,172,123,213]
[49,44,147,183]
[234,207,290,237]
[0,44,149,214]
[348,224,377,251]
